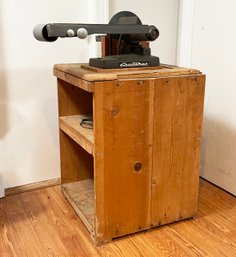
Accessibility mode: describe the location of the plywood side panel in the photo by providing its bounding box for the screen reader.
[60,131,93,184]
[93,80,154,243]
[57,79,93,117]
[151,75,205,226]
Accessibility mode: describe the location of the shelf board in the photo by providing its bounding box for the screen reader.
[54,63,201,83]
[54,66,94,92]
[62,179,94,236]
[59,115,94,155]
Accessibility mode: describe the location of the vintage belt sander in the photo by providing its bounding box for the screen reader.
[33,11,160,69]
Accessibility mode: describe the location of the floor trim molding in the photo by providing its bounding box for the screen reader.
[5,178,61,196]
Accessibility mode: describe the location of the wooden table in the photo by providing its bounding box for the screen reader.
[54,63,205,245]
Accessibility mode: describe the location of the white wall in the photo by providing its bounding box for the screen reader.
[0,0,90,193]
[186,0,236,195]
[0,0,180,195]
[109,0,180,64]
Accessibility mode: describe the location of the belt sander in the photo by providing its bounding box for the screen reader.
[33,11,160,69]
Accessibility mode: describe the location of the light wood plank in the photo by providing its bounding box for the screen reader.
[2,194,49,257]
[116,69,200,80]
[62,179,94,236]
[19,189,74,256]
[54,67,94,92]
[94,79,154,243]
[54,63,201,82]
[0,201,18,257]
[151,75,205,226]
[60,115,94,155]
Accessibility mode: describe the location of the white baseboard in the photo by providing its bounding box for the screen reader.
[5,178,61,196]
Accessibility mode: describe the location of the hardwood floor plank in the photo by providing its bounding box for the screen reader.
[39,188,78,238]
[0,200,18,257]
[19,190,69,257]
[168,220,235,257]
[113,237,146,257]
[144,227,202,257]
[0,179,235,257]
[46,186,101,257]
[2,195,48,257]
[196,206,236,248]
[129,233,175,257]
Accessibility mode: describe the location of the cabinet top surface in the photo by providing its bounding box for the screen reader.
[53,63,202,83]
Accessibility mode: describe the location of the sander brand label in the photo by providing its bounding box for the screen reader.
[120,61,149,68]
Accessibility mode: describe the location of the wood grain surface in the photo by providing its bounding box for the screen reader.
[60,115,94,155]
[54,63,200,82]
[62,179,94,236]
[57,79,93,117]
[93,79,155,243]
[151,75,205,226]
[0,179,235,256]
[59,131,94,184]
[54,68,94,92]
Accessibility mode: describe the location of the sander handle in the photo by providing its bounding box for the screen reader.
[33,23,159,42]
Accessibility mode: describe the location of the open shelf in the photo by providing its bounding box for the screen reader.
[59,115,94,155]
[62,179,94,235]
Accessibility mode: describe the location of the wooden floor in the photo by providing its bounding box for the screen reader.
[0,179,235,257]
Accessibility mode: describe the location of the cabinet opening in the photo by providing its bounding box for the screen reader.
[58,78,93,117]
[58,79,94,155]
[60,131,94,232]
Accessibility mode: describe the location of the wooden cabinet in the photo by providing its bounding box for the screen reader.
[54,64,205,245]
